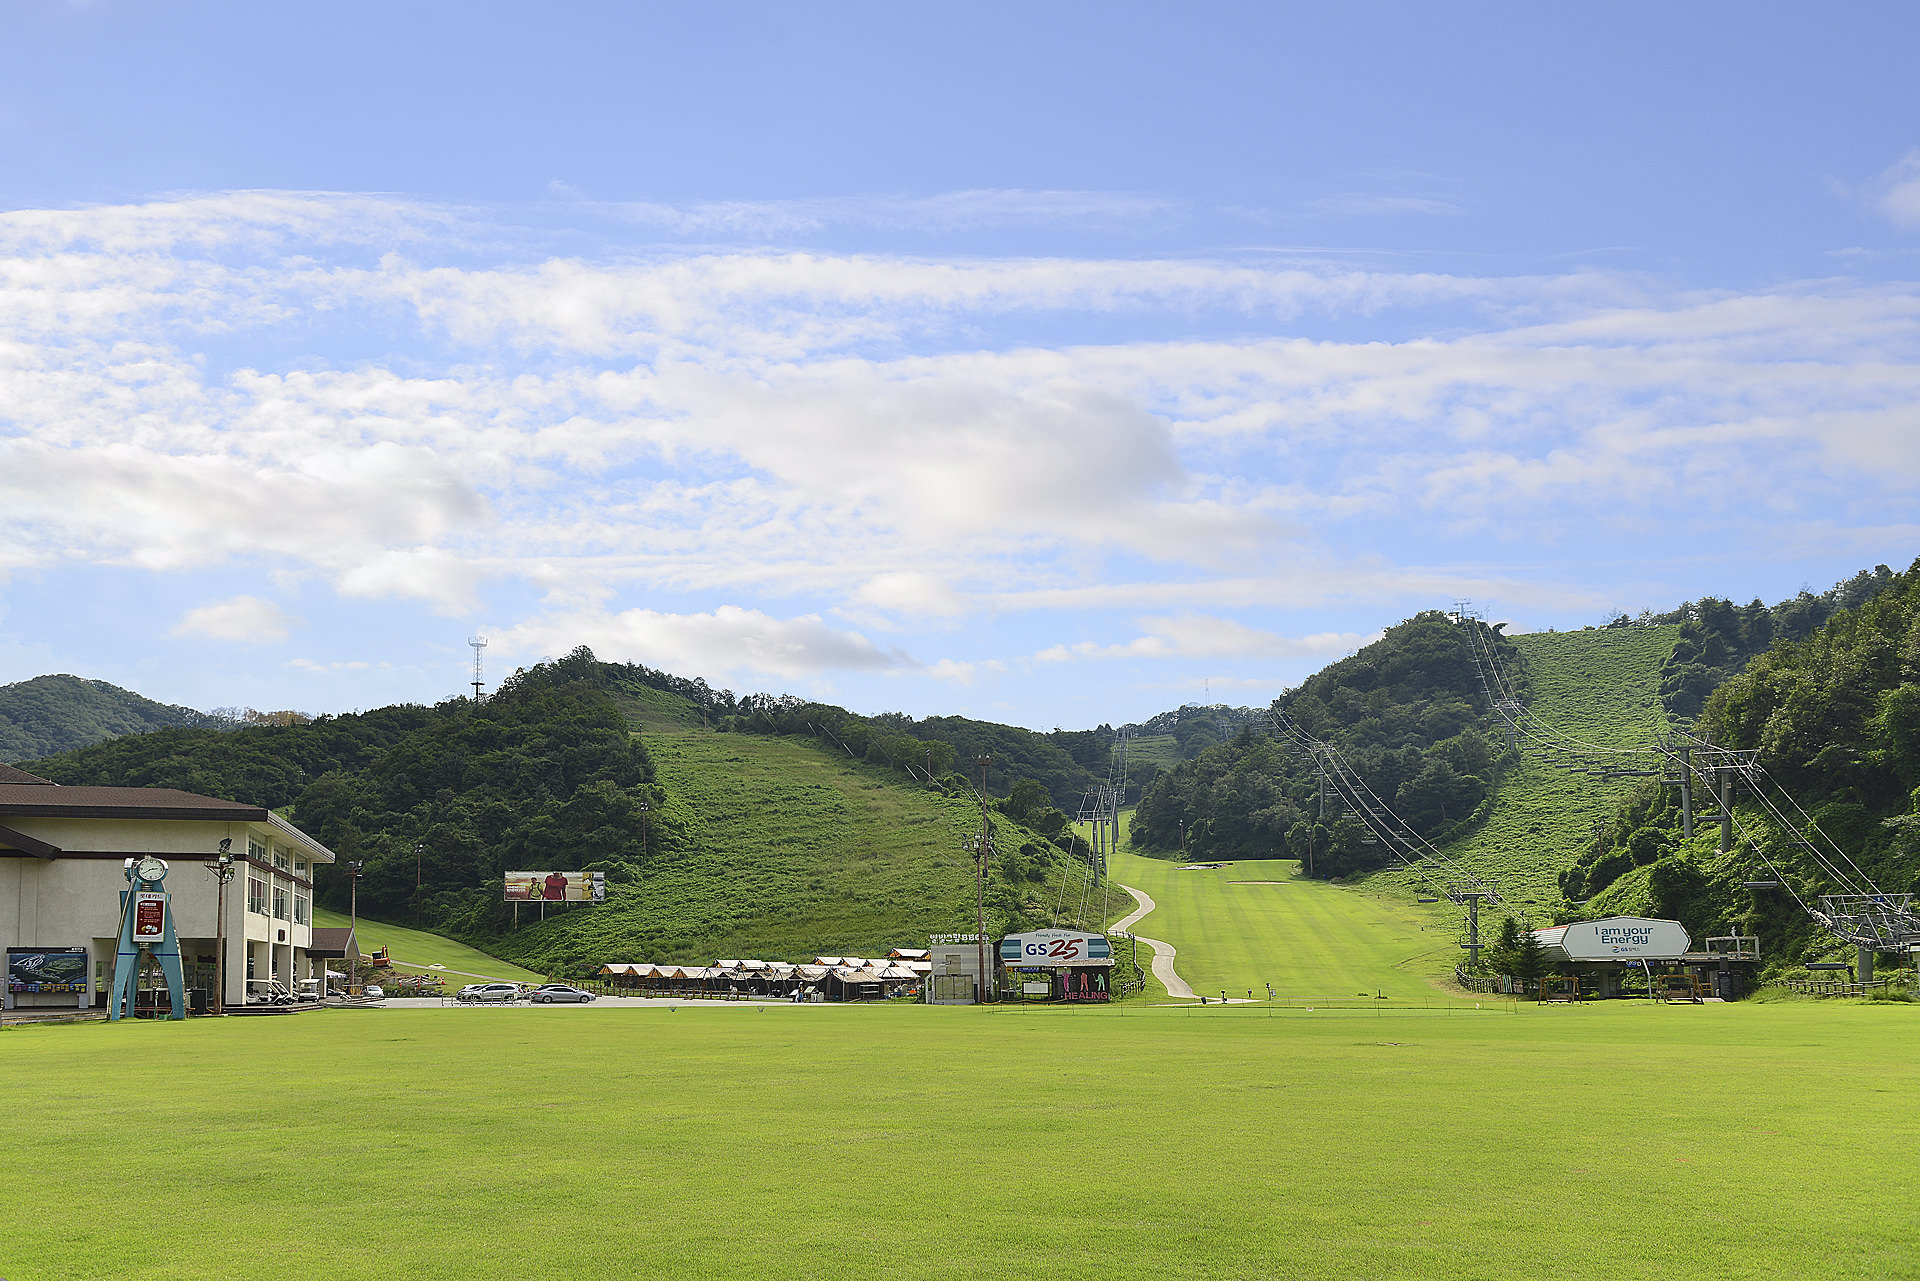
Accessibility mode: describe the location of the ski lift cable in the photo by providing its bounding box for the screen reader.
[1464,621,1661,759]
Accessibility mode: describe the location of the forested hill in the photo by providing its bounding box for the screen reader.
[22,649,1119,971]
[1560,556,1920,968]
[1130,611,1522,875]
[1645,563,1906,720]
[0,674,217,762]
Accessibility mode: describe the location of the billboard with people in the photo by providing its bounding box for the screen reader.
[504,871,606,903]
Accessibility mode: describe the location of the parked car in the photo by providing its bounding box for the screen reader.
[455,982,522,1003]
[530,984,596,1004]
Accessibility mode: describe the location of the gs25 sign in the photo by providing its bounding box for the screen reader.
[998,931,1112,966]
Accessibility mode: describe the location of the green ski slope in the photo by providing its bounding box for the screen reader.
[1110,852,1467,1002]
[313,908,545,983]
[1366,625,1681,920]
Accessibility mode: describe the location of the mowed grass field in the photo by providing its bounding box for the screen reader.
[1111,852,1461,1002]
[4,1001,1916,1281]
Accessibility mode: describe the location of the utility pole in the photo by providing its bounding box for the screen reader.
[638,800,650,862]
[347,861,363,989]
[414,842,424,924]
[1679,745,1694,840]
[1719,768,1733,854]
[203,838,235,1015]
[975,755,993,1004]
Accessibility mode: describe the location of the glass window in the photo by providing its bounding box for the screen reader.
[272,886,289,921]
[248,838,267,862]
[293,895,309,925]
[247,877,267,915]
[295,859,307,875]
[273,846,290,871]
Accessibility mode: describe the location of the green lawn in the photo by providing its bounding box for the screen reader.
[313,907,545,984]
[4,1001,1915,1280]
[1110,851,1464,1002]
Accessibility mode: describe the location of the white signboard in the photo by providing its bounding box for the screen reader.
[998,930,1112,966]
[1557,917,1690,961]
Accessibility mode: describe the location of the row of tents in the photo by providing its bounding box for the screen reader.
[598,949,935,1000]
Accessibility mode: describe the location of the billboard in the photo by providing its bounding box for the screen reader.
[1060,968,1110,1002]
[998,930,1112,966]
[9,948,90,994]
[504,871,606,904]
[131,891,168,944]
[1555,917,1691,961]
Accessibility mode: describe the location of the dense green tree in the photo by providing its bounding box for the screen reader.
[1132,613,1519,876]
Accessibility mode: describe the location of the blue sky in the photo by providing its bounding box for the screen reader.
[3,2,1918,729]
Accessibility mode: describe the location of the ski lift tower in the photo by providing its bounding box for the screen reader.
[1448,880,1502,969]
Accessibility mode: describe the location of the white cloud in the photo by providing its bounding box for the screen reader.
[170,595,300,643]
[602,189,1177,237]
[1870,149,1920,229]
[492,605,904,682]
[3,189,1919,687]
[1035,616,1379,663]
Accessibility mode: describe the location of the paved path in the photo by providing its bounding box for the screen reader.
[1112,884,1195,999]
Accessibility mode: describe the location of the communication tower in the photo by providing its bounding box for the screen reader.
[469,636,488,703]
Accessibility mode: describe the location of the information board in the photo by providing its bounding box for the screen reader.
[8,948,89,994]
[131,892,168,944]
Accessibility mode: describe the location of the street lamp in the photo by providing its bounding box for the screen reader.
[414,842,425,923]
[973,755,995,1004]
[347,861,363,987]
[203,838,235,1016]
[638,800,650,862]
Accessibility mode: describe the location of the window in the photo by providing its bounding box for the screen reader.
[272,886,290,921]
[295,859,307,876]
[247,877,267,915]
[273,846,290,871]
[293,894,309,925]
[248,838,267,863]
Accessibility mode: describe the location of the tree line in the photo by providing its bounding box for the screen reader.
[1130,612,1523,877]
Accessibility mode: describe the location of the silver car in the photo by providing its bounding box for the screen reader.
[456,982,522,1003]
[530,983,596,1004]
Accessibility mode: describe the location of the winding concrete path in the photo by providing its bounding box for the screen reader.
[1111,884,1195,999]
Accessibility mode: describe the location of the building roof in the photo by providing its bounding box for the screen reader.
[0,765,57,785]
[0,783,269,822]
[307,927,360,959]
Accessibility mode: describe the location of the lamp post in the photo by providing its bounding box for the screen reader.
[638,800,649,862]
[203,838,235,1016]
[414,842,424,923]
[347,860,363,987]
[974,755,994,1004]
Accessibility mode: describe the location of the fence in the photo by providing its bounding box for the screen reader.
[1773,977,1892,998]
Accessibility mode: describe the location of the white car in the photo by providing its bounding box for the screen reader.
[455,982,522,1003]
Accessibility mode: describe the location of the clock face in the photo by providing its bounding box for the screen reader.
[134,856,168,883]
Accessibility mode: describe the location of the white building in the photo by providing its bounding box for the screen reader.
[0,766,337,1011]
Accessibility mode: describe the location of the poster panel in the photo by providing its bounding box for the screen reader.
[8,948,90,994]
[1059,968,1110,1002]
[131,891,168,944]
[504,871,606,903]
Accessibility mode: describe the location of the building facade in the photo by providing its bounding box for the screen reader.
[0,769,337,1011]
